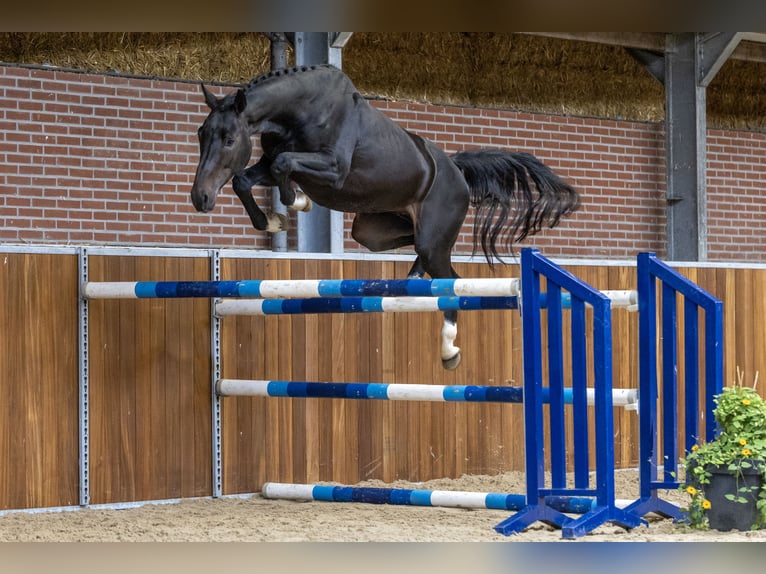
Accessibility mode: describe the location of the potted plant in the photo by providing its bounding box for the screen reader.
[680,371,766,531]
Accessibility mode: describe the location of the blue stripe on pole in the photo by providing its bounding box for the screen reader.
[366,384,389,399]
[134,282,157,297]
[312,485,336,501]
[435,296,459,310]
[331,279,437,297]
[409,490,433,506]
[266,381,290,396]
[391,489,414,505]
[345,383,369,398]
[351,487,396,504]
[429,278,458,296]
[442,386,469,401]
[546,496,595,514]
[473,386,524,403]
[134,280,246,298]
[484,493,526,510]
[359,298,383,312]
[435,296,518,311]
[261,300,283,314]
[333,487,355,502]
[235,280,263,297]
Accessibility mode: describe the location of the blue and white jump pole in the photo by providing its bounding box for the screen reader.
[261,482,633,514]
[215,379,639,409]
[81,277,522,299]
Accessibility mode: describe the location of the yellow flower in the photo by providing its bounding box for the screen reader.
[686,485,698,496]
[702,500,711,510]
[742,399,752,405]
[742,449,752,456]
[739,438,748,446]
[691,444,699,451]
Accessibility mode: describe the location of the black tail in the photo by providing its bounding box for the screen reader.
[450,150,580,266]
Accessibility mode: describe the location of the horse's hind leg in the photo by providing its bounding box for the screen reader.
[351,213,415,252]
[414,168,470,370]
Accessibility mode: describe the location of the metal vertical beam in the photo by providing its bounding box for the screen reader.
[664,33,707,261]
[294,32,346,254]
[663,33,740,262]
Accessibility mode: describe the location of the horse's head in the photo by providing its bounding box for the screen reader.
[190,84,253,213]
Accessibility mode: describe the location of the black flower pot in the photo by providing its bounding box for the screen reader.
[705,461,765,531]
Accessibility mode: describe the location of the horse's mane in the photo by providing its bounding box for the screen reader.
[244,64,340,92]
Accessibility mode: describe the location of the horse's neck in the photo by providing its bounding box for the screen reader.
[243,68,353,131]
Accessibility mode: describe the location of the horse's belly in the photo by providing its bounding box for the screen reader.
[296,176,423,213]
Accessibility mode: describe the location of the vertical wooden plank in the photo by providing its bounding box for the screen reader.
[379,260,398,482]
[0,252,10,507]
[164,257,182,499]
[735,268,755,379]
[0,254,78,510]
[89,254,211,505]
[16,254,79,508]
[191,256,212,497]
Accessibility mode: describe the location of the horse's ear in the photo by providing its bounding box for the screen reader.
[201,84,218,110]
[234,89,247,115]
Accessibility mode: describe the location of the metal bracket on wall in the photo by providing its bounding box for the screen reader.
[77,247,90,507]
[210,249,223,498]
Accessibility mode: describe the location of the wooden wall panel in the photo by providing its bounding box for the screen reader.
[87,255,211,504]
[0,253,79,510]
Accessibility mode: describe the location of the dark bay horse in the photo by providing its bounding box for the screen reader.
[191,64,580,369]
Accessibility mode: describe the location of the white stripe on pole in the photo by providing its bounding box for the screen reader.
[602,290,638,310]
[82,282,138,299]
[430,490,489,508]
[262,482,315,500]
[379,297,443,312]
[216,379,271,396]
[452,278,520,297]
[257,280,322,298]
[214,300,266,316]
[385,384,446,401]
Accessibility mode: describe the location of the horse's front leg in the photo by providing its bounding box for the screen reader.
[232,161,288,232]
[271,151,348,208]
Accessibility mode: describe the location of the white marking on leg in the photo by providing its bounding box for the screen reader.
[265,213,288,233]
[290,189,312,212]
[441,319,459,362]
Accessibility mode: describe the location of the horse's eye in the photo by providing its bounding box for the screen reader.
[224,137,235,147]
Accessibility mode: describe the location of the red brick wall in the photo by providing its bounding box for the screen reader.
[707,130,766,261]
[1,65,764,262]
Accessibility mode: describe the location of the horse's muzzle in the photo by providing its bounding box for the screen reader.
[190,186,217,213]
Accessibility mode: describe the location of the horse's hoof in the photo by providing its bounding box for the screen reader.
[442,352,461,370]
[265,212,289,233]
[291,190,312,212]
